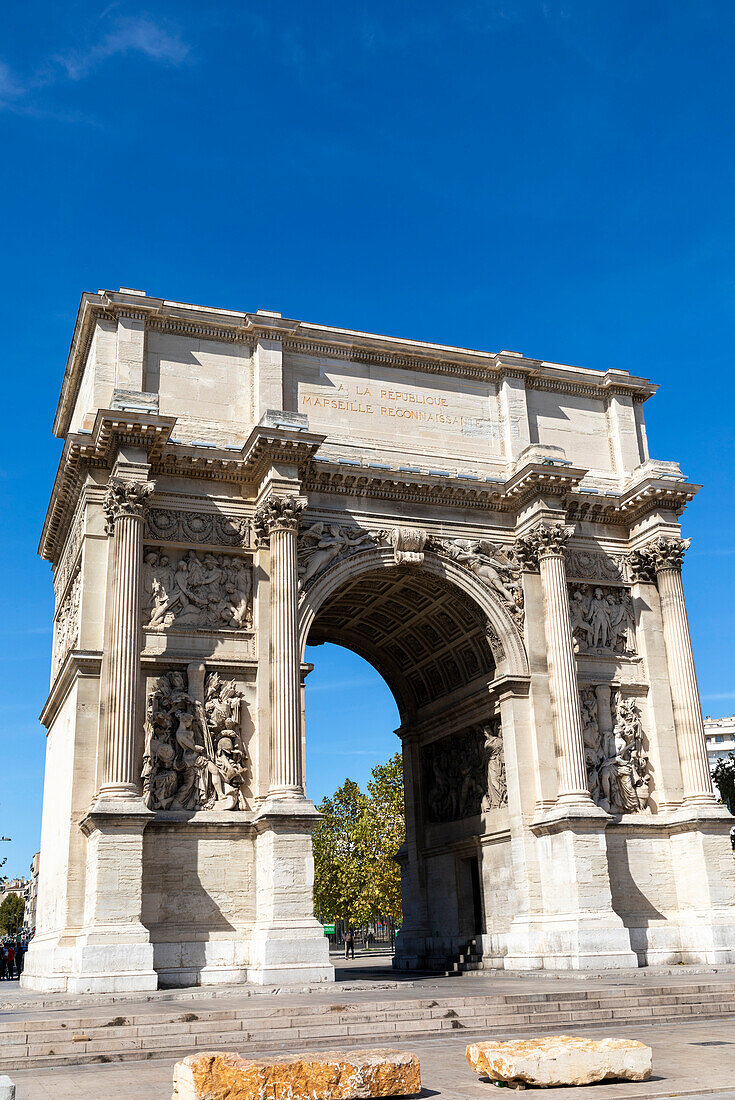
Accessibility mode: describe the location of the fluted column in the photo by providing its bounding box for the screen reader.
[516,522,591,804]
[255,495,305,798]
[636,537,714,806]
[99,478,152,799]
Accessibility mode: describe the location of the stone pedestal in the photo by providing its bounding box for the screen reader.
[248,801,334,985]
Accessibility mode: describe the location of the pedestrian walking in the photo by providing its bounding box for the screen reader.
[16,942,25,976]
[5,943,15,980]
[344,928,355,960]
[0,945,6,981]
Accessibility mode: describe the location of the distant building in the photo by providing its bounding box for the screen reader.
[704,715,735,801]
[24,853,40,934]
[0,877,29,907]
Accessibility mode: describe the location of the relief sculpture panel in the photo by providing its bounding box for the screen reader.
[297,521,385,590]
[428,537,523,625]
[422,720,507,823]
[580,686,649,814]
[569,584,636,655]
[52,566,81,676]
[143,549,252,632]
[142,666,249,812]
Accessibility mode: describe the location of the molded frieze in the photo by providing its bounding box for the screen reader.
[569,584,636,656]
[142,667,249,812]
[422,720,507,823]
[145,507,249,547]
[565,549,629,583]
[142,549,252,632]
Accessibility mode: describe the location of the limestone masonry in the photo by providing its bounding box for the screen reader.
[22,287,735,993]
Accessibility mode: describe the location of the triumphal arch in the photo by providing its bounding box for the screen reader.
[23,287,735,992]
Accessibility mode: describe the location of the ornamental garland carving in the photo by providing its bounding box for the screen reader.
[145,508,249,547]
[428,536,523,625]
[565,549,628,583]
[142,668,249,812]
[142,549,252,632]
[422,720,507,823]
[515,522,572,570]
[253,495,305,541]
[103,478,154,535]
[580,686,649,814]
[568,585,636,656]
[52,566,80,676]
[297,521,384,590]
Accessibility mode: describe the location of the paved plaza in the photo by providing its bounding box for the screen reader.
[3,960,735,1098]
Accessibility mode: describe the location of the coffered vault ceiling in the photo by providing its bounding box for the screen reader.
[307,568,495,720]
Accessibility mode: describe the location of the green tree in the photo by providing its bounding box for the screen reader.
[712,754,735,816]
[363,753,405,922]
[0,893,24,935]
[313,778,370,925]
[312,753,405,927]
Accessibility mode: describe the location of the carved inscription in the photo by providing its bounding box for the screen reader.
[422,720,507,823]
[569,585,636,656]
[142,668,249,812]
[143,549,252,632]
[580,687,649,814]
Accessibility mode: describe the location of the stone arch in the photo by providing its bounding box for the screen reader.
[298,545,528,685]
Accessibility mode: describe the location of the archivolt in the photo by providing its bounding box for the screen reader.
[298,546,529,682]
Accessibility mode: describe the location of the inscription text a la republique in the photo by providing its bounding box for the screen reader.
[300,385,490,430]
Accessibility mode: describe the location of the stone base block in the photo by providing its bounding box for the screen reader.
[0,1076,14,1100]
[504,915,638,970]
[466,1036,652,1088]
[65,940,158,994]
[172,1049,421,1099]
[247,920,334,985]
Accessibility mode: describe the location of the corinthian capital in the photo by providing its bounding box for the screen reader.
[629,536,690,580]
[254,495,305,542]
[515,522,572,571]
[103,478,154,536]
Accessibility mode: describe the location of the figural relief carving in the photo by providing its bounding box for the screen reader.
[145,508,249,547]
[568,585,636,655]
[297,522,383,590]
[142,665,249,812]
[142,549,253,632]
[580,686,649,814]
[391,526,427,565]
[422,720,507,823]
[53,566,81,676]
[429,536,523,624]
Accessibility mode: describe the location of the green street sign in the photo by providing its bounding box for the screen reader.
[322,923,336,934]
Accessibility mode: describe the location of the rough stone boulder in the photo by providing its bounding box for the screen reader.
[466,1035,652,1088]
[172,1048,421,1099]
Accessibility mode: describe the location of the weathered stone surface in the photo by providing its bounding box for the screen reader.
[172,1048,421,1099]
[465,1035,652,1088]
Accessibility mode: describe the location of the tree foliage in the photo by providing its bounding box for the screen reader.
[0,893,24,935]
[313,752,405,926]
[712,753,735,816]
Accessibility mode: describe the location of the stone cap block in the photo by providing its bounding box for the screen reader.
[172,1048,421,1099]
[466,1035,652,1088]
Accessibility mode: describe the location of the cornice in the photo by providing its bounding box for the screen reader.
[40,650,102,729]
[41,417,325,564]
[565,477,699,526]
[40,410,176,562]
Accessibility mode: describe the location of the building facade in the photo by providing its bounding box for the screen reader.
[22,288,735,993]
[705,716,735,803]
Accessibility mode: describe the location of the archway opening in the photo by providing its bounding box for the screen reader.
[303,564,499,977]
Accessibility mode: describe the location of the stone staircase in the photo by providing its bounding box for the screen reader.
[444,938,484,976]
[2,980,735,1073]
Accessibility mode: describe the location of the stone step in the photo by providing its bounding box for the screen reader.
[2,987,735,1072]
[3,1000,735,1073]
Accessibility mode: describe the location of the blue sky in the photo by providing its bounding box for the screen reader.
[1,1,734,878]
